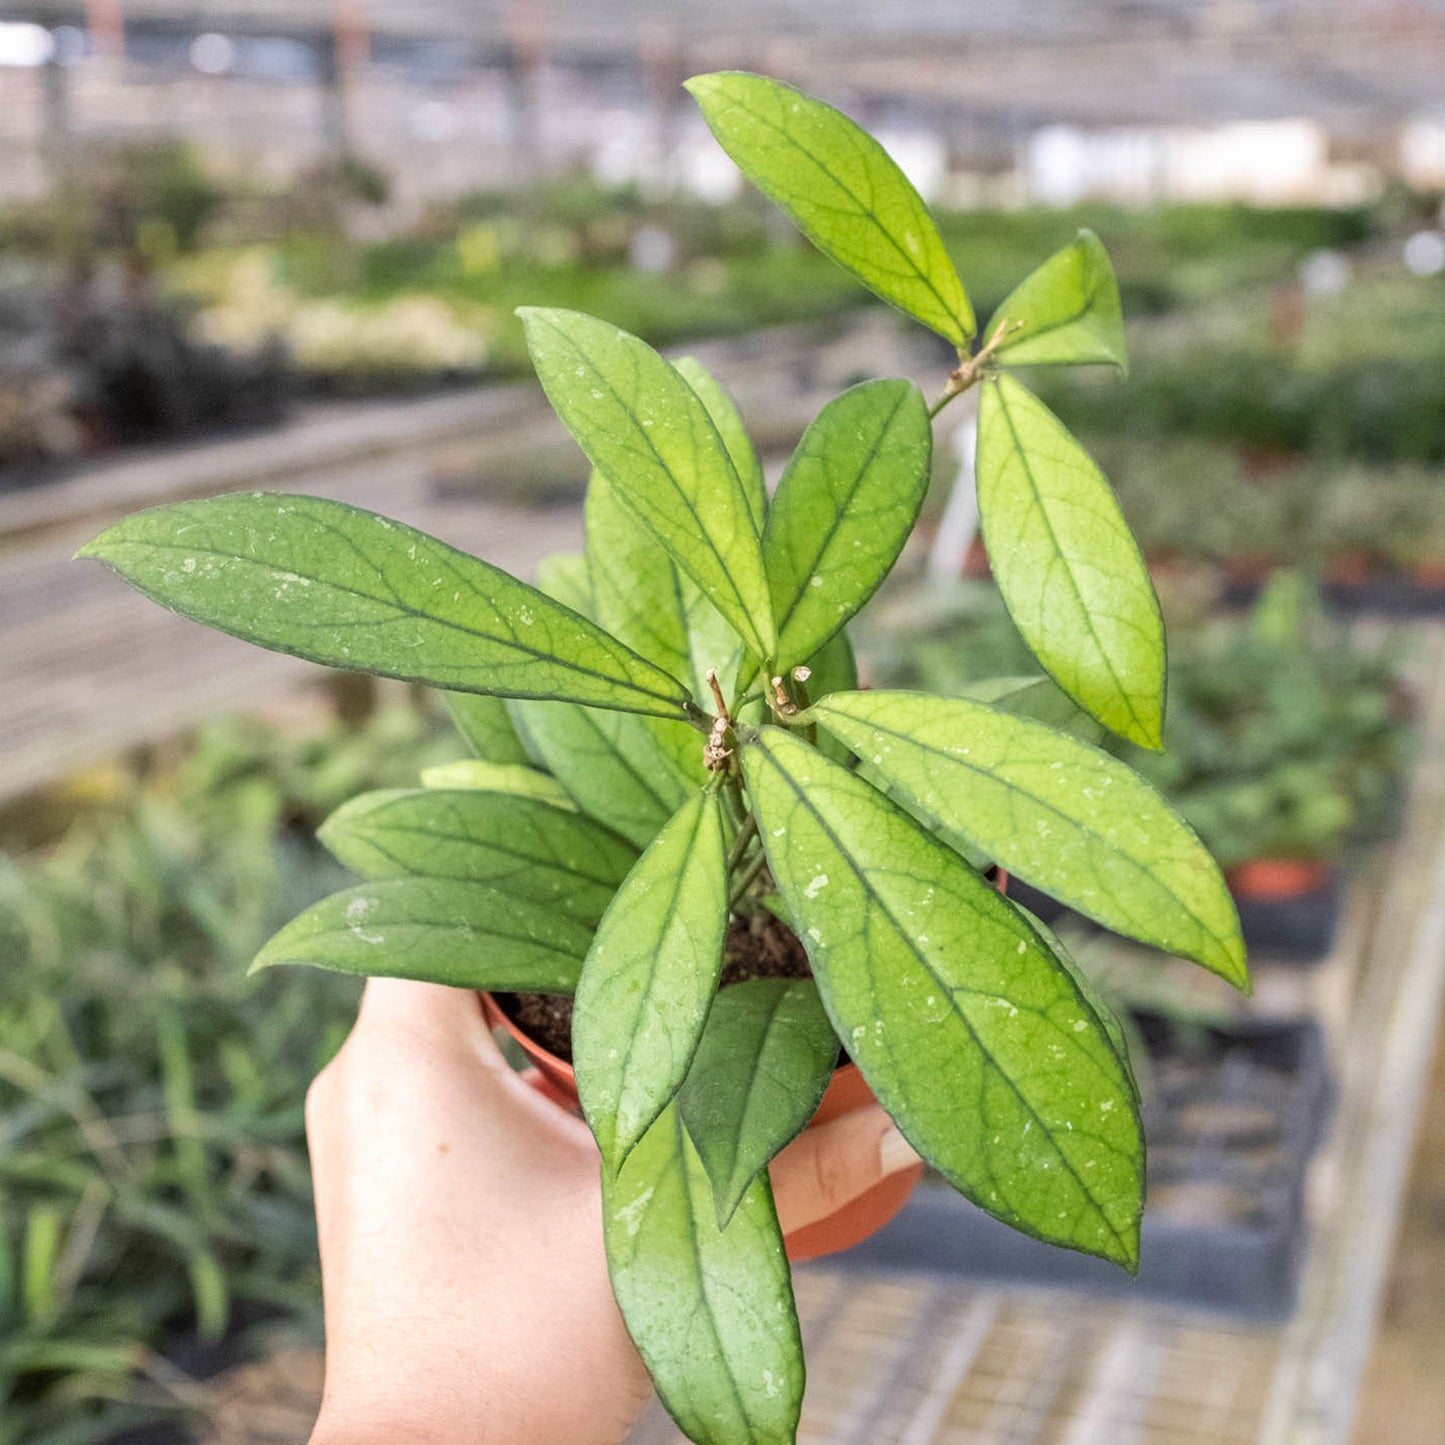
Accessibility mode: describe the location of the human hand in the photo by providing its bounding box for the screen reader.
[306,978,920,1445]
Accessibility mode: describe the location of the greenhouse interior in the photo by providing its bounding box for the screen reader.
[3,2,1445,1442]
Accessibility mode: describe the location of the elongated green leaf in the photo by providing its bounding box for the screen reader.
[535,551,593,615]
[742,726,1143,1266]
[678,978,838,1227]
[509,699,694,849]
[989,230,1127,371]
[813,691,1246,989]
[419,759,575,811]
[250,878,592,991]
[687,71,973,344]
[575,791,729,1171]
[1017,908,1140,1104]
[804,627,858,767]
[587,470,694,685]
[520,307,776,662]
[959,675,1105,745]
[977,375,1165,748]
[318,788,635,926]
[443,692,531,766]
[78,493,693,720]
[674,356,766,529]
[603,1105,803,1445]
[765,380,932,667]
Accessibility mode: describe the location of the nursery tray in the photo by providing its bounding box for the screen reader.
[838,1014,1332,1321]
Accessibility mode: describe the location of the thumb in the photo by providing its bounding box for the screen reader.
[769,1105,922,1235]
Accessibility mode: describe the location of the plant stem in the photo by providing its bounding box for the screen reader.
[728,845,772,912]
[727,810,759,872]
[928,317,1016,420]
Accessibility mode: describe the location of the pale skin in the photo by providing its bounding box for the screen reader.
[307,977,922,1445]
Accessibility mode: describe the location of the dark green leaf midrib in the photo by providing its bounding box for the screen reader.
[100,537,688,713]
[989,384,1152,739]
[710,90,964,338]
[822,706,1228,959]
[753,741,1135,1252]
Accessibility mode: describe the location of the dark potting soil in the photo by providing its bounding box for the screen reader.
[492,909,812,1064]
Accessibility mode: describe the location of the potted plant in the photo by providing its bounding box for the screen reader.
[77,73,1247,1445]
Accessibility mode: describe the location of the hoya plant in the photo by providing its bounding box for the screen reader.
[79,74,1246,1445]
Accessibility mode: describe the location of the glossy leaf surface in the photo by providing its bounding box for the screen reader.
[78,493,693,720]
[977,375,1165,748]
[742,726,1144,1266]
[575,791,729,1171]
[764,379,932,667]
[520,307,776,662]
[687,71,973,344]
[989,230,1127,371]
[318,788,635,927]
[251,878,591,991]
[603,1105,803,1445]
[812,690,1246,988]
[509,699,693,850]
[678,978,838,1227]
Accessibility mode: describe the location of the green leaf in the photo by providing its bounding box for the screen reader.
[977,375,1165,748]
[804,627,858,767]
[674,355,766,529]
[520,307,776,662]
[960,675,1106,745]
[678,978,838,1227]
[603,1105,803,1445]
[443,692,531,766]
[587,470,694,685]
[764,379,932,667]
[574,790,729,1171]
[812,691,1246,989]
[250,877,592,991]
[534,551,594,615]
[77,493,693,721]
[508,699,694,849]
[318,788,635,927]
[1017,908,1140,1104]
[687,71,973,344]
[742,726,1144,1267]
[418,759,576,811]
[989,230,1127,371]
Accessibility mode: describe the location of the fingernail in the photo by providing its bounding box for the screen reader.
[879,1124,921,1176]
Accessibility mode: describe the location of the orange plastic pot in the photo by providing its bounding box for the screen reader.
[1225,857,1329,901]
[479,993,923,1263]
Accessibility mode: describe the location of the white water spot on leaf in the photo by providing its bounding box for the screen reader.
[181,557,196,573]
[803,873,829,900]
[345,897,375,921]
[809,575,823,588]
[613,1187,655,1238]
[762,1370,781,1399]
[1073,1019,1089,1032]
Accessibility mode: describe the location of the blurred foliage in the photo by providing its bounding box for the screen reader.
[861,575,1412,868]
[0,702,461,1443]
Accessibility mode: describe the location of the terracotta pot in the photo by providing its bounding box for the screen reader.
[1410,558,1445,591]
[479,993,923,1263]
[962,536,991,579]
[1225,857,1330,901]
[1325,552,1372,587]
[1222,553,1275,585]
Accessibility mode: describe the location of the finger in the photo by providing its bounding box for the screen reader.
[769,1106,921,1234]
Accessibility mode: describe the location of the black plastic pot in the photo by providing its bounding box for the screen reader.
[1231,868,1342,962]
[838,1013,1333,1322]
